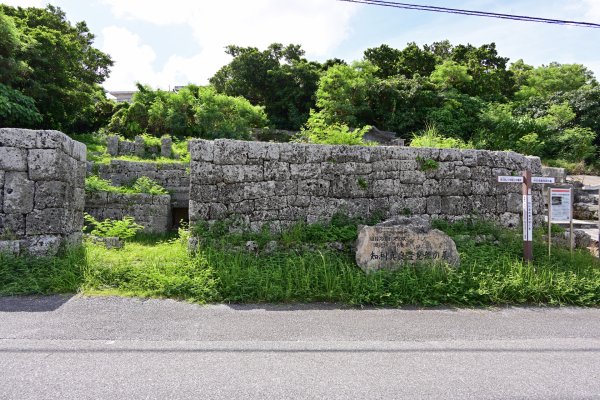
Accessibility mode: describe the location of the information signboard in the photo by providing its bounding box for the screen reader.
[549,188,572,222]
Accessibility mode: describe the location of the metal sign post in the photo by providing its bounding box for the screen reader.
[497,171,555,263]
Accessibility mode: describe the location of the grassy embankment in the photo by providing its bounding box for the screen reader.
[1,217,599,306]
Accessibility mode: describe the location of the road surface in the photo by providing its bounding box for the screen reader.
[1,296,599,399]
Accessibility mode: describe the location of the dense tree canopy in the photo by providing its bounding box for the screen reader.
[107,84,268,139]
[0,5,113,132]
[210,43,335,130]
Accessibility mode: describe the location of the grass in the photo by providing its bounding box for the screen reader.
[1,218,599,306]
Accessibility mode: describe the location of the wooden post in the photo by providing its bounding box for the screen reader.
[522,170,533,262]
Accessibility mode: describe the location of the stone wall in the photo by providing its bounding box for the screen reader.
[94,160,189,207]
[189,139,544,231]
[85,191,172,234]
[0,128,86,256]
[106,135,174,158]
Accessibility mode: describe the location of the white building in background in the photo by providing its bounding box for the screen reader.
[108,91,137,103]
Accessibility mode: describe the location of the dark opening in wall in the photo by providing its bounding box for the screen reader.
[171,207,189,230]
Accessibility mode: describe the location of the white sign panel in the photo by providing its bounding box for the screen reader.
[532,177,556,184]
[498,176,524,183]
[550,188,572,222]
[522,191,533,241]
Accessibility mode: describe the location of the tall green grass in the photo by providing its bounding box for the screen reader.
[1,219,599,306]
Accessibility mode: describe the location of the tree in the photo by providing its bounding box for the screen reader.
[515,62,597,100]
[0,83,42,127]
[108,84,268,139]
[450,43,515,101]
[429,61,472,91]
[210,43,321,130]
[396,42,437,78]
[363,44,402,78]
[0,4,113,131]
[314,61,438,138]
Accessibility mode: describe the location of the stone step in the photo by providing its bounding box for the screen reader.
[553,219,599,229]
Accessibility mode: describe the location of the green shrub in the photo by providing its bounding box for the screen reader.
[131,176,169,195]
[410,125,473,149]
[84,214,144,240]
[293,111,374,146]
[85,176,117,193]
[85,176,168,195]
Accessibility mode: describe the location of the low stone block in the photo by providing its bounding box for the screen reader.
[25,235,62,257]
[34,181,68,209]
[161,137,173,158]
[0,128,38,148]
[35,130,65,149]
[0,147,27,171]
[0,240,20,255]
[28,149,63,181]
[0,213,26,236]
[26,208,69,235]
[3,172,34,213]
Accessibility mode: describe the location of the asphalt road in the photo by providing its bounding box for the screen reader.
[1,296,599,400]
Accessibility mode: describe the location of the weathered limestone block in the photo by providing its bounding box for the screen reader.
[26,208,70,235]
[221,164,263,183]
[263,161,291,181]
[0,147,27,171]
[34,181,68,209]
[0,213,25,236]
[441,196,471,216]
[161,137,172,158]
[355,216,459,273]
[107,135,119,156]
[506,192,522,213]
[134,136,145,157]
[427,196,442,215]
[25,235,62,257]
[35,130,66,150]
[298,179,330,197]
[290,163,321,179]
[3,172,34,213]
[214,140,249,164]
[0,128,38,148]
[279,143,307,163]
[0,240,20,255]
[28,149,64,181]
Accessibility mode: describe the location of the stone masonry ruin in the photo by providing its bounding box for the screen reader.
[0,128,86,256]
[106,135,175,158]
[85,191,172,234]
[1,129,549,256]
[188,139,544,231]
[90,160,190,231]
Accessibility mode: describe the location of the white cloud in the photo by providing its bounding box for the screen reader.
[101,26,160,91]
[582,0,600,19]
[99,0,360,89]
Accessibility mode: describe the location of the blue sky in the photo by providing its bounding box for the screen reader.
[5,0,600,91]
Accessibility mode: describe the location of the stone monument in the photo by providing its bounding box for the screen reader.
[355,216,460,273]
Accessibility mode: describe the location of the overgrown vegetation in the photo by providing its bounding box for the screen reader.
[85,176,169,195]
[84,214,144,240]
[2,219,599,306]
[107,84,268,139]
